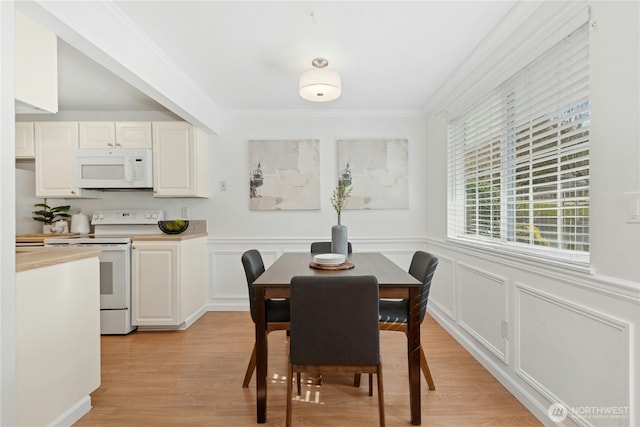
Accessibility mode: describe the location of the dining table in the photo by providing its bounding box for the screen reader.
[251,252,423,425]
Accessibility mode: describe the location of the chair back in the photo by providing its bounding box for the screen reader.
[310,241,353,254]
[290,275,379,366]
[241,249,265,323]
[408,251,439,323]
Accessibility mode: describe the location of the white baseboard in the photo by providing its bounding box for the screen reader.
[428,308,551,425]
[49,395,92,427]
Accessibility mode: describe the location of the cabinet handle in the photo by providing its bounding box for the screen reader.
[108,143,114,147]
[115,143,121,147]
[70,190,76,195]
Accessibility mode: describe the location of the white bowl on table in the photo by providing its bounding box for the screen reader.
[313,253,346,266]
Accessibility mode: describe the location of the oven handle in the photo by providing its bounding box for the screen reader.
[46,243,129,252]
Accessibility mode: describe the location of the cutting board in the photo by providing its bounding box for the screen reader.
[16,233,80,244]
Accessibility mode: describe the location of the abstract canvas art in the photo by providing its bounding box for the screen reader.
[337,138,409,209]
[249,139,320,210]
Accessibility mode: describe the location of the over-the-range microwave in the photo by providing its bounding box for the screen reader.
[75,148,153,189]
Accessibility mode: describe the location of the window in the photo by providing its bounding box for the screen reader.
[447,24,590,264]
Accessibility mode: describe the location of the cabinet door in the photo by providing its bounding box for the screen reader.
[152,122,196,197]
[79,122,116,148]
[15,122,35,159]
[152,122,209,198]
[131,242,179,326]
[34,122,81,197]
[15,11,58,114]
[116,122,152,148]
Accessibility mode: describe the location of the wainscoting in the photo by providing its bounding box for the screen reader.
[423,238,638,427]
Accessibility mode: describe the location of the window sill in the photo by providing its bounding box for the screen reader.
[445,237,593,276]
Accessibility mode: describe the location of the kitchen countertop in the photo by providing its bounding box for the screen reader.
[131,232,208,241]
[16,247,100,272]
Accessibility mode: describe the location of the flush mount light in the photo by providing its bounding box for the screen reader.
[299,58,341,102]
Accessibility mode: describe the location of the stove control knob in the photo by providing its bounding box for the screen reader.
[145,213,151,219]
[152,213,159,219]
[98,214,105,220]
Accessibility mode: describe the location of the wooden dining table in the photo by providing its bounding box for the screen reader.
[252,252,423,425]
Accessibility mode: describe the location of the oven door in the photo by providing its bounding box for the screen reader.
[93,243,131,309]
[49,242,131,309]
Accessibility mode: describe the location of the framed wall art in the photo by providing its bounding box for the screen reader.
[249,139,320,210]
[337,138,409,209]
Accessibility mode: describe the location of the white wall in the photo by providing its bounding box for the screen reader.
[0,1,17,425]
[205,111,427,309]
[210,111,426,239]
[424,2,639,426]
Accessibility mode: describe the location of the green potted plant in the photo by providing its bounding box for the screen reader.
[32,200,71,233]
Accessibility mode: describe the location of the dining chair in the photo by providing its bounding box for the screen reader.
[355,250,438,391]
[286,275,385,427]
[241,249,290,388]
[310,241,352,254]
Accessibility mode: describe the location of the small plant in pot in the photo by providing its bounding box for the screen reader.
[32,200,71,233]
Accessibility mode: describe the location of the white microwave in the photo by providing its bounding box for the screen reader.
[75,149,153,189]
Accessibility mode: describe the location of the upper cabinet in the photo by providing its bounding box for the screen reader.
[79,122,152,149]
[15,11,58,114]
[152,122,209,198]
[15,122,35,159]
[34,122,100,198]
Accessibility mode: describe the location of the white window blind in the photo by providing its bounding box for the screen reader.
[447,23,590,264]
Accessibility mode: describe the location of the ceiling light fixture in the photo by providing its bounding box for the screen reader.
[299,58,341,102]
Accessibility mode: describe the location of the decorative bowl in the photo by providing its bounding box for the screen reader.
[158,220,189,235]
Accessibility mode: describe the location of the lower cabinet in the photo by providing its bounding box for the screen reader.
[131,237,206,328]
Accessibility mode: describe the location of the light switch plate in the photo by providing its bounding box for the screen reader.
[625,192,640,223]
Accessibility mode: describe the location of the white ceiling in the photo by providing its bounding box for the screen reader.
[55,1,517,112]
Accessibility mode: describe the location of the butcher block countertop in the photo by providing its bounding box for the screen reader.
[16,247,100,272]
[131,232,208,241]
[16,233,80,244]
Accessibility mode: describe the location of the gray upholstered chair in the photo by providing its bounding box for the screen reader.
[310,241,353,254]
[286,275,385,427]
[356,250,438,391]
[241,249,290,388]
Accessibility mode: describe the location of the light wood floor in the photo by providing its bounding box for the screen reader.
[75,312,541,426]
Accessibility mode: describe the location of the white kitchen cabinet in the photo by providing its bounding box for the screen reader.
[34,122,100,198]
[79,121,152,149]
[15,10,58,114]
[131,237,206,328]
[15,122,35,159]
[152,122,209,198]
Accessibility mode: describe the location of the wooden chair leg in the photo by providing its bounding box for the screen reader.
[242,344,257,388]
[368,373,373,396]
[353,373,361,387]
[286,363,293,427]
[419,346,436,390]
[296,372,301,396]
[377,364,386,427]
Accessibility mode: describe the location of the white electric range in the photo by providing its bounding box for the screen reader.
[44,209,164,335]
